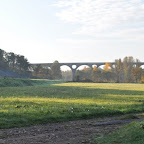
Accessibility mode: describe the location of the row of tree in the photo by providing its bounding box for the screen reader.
[75,57,144,83]
[0,48,62,79]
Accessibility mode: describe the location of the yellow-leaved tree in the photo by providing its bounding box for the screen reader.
[104,62,112,72]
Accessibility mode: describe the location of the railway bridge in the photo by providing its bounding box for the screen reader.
[31,62,144,81]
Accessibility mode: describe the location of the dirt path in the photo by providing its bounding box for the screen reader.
[0,116,144,144]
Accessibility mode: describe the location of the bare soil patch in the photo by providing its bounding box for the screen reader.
[0,115,144,144]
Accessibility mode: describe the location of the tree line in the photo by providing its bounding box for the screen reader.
[1,48,144,83]
[0,48,62,79]
[75,57,144,83]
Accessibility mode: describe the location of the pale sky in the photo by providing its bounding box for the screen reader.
[0,0,144,63]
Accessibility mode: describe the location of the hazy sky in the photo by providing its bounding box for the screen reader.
[0,0,144,63]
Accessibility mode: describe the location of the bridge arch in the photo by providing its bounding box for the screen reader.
[60,65,72,71]
[60,65,73,81]
[92,64,97,69]
[98,65,105,69]
[73,65,93,81]
[140,65,144,69]
[76,65,93,71]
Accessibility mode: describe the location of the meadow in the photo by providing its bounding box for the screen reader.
[0,80,144,129]
[94,120,144,144]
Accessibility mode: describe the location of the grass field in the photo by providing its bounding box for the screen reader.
[0,78,62,87]
[93,120,144,144]
[0,80,144,129]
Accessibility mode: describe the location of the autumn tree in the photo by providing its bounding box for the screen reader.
[123,56,135,82]
[114,57,142,83]
[114,59,124,83]
[132,67,142,82]
[104,62,112,72]
[132,59,142,82]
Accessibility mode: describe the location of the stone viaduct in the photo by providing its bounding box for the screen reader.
[31,62,144,81]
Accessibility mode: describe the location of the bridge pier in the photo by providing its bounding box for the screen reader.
[72,69,76,82]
